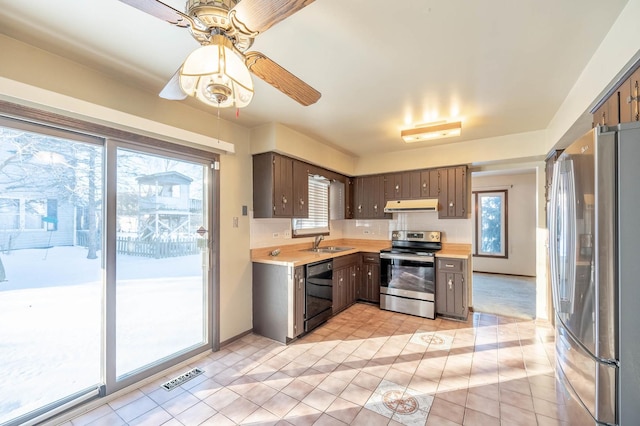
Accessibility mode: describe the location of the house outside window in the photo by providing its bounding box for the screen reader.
[0,198,20,230]
[473,190,508,258]
[0,198,50,231]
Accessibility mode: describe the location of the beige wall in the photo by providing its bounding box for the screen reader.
[250,122,357,175]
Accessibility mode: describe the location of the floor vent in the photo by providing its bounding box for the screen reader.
[161,367,204,391]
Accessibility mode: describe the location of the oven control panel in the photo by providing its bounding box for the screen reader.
[391,230,441,242]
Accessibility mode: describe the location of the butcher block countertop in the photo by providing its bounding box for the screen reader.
[251,239,390,267]
[251,240,472,267]
[436,243,472,259]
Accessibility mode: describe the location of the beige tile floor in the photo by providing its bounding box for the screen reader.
[61,304,567,426]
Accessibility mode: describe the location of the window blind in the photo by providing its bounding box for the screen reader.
[292,176,330,236]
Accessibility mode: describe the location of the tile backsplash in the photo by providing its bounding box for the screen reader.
[250,212,471,248]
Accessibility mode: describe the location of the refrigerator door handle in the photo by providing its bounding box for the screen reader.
[549,160,561,312]
[549,158,577,316]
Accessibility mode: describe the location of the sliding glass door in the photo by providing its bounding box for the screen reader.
[0,112,218,425]
[113,145,211,380]
[0,123,103,425]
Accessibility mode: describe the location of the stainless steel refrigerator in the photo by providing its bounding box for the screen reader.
[549,122,640,425]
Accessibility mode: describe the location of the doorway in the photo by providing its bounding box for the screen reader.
[471,170,537,319]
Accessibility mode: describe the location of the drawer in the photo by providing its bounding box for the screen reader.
[333,253,359,269]
[361,253,380,264]
[437,258,464,272]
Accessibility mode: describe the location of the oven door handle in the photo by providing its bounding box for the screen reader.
[380,252,435,263]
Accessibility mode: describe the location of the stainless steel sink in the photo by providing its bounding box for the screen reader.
[301,246,354,253]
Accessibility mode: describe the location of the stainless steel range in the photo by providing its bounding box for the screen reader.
[380,230,441,319]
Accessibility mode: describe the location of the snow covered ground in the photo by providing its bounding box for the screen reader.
[0,246,206,424]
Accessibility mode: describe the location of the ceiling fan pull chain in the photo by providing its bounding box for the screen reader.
[216,104,221,143]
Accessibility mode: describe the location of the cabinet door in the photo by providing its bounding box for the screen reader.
[406,171,422,199]
[345,178,354,219]
[353,176,365,219]
[593,95,619,128]
[273,155,293,217]
[368,263,380,303]
[354,175,387,219]
[384,173,403,200]
[294,266,305,337]
[436,258,467,319]
[436,271,447,315]
[373,174,388,218]
[292,160,309,218]
[620,69,640,124]
[348,264,358,305]
[361,261,380,303]
[439,166,467,218]
[333,268,347,314]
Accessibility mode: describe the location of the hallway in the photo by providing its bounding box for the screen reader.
[472,273,536,319]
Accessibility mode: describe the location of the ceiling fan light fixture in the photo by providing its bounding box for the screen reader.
[179,35,254,108]
[401,120,462,143]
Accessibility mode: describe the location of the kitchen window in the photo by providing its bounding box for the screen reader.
[473,190,508,258]
[292,175,329,236]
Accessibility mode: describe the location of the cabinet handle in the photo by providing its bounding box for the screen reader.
[373,204,378,212]
[368,271,372,277]
[448,279,453,290]
[299,198,304,206]
[449,201,454,207]
[358,204,362,212]
[282,195,288,205]
[395,184,399,191]
[445,263,454,268]
[629,80,640,121]
[422,182,427,188]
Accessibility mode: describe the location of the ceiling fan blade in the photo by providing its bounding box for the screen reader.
[245,51,320,106]
[159,70,187,100]
[118,0,195,28]
[230,0,315,35]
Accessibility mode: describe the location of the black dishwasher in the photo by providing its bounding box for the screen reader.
[305,259,333,332]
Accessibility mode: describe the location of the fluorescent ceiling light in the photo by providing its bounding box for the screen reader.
[401,120,462,143]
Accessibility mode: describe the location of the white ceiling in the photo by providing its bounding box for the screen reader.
[0,0,629,157]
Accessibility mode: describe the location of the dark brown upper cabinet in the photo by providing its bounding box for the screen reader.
[438,166,468,219]
[354,175,389,219]
[253,152,307,218]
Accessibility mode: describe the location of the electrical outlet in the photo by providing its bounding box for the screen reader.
[363,229,370,234]
[284,230,291,238]
[273,232,279,238]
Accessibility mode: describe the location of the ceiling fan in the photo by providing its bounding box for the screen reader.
[118,0,321,108]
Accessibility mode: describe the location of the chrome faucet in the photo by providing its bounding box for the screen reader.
[313,235,324,250]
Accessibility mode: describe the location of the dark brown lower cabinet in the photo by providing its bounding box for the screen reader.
[359,252,380,303]
[333,254,359,314]
[436,257,468,320]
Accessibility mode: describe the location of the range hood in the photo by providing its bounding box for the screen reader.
[384,198,439,212]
